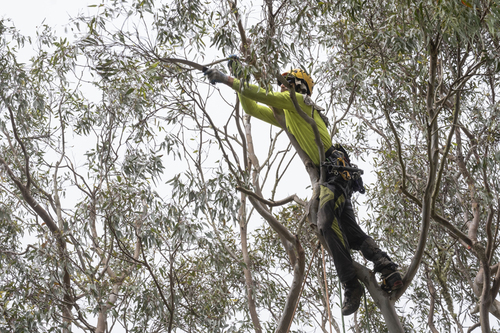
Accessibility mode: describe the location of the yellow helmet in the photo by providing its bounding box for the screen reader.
[280,68,315,95]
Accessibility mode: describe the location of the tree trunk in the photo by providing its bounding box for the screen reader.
[275,237,305,333]
[240,196,263,333]
[354,263,404,333]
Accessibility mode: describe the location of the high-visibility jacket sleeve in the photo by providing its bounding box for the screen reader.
[231,79,333,166]
[232,79,301,111]
[236,93,282,127]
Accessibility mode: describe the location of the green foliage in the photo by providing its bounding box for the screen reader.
[1,0,500,331]
[325,0,500,330]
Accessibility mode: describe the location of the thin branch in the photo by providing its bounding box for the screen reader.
[425,267,440,333]
[4,100,32,190]
[236,186,306,207]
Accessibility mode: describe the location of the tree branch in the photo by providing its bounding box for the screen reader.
[236,186,306,207]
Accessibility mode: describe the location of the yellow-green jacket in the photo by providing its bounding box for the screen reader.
[232,79,332,166]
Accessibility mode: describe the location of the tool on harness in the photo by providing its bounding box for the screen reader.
[324,144,365,194]
[327,164,365,174]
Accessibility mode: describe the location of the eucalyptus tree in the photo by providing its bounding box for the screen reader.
[0,15,245,332]
[0,2,345,332]
[2,0,500,332]
[318,0,500,331]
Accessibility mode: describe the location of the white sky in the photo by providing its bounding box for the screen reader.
[4,0,95,37]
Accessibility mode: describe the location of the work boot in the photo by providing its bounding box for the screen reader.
[341,279,363,316]
[360,238,393,271]
[380,265,403,292]
[359,238,403,292]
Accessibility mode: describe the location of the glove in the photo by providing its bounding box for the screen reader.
[204,68,229,85]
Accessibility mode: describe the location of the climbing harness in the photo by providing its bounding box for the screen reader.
[324,145,363,173]
[324,144,365,193]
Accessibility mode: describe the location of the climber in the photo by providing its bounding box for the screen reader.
[203,63,403,316]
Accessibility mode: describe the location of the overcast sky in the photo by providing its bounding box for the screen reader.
[4,0,95,37]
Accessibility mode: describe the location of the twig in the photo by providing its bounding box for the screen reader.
[236,186,305,207]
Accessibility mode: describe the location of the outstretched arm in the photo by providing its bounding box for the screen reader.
[237,93,281,127]
[204,69,282,127]
[204,68,297,110]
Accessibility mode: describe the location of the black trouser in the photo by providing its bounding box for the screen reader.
[318,147,394,283]
[317,176,369,283]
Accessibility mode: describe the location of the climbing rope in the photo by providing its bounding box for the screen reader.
[336,269,346,333]
[321,245,333,333]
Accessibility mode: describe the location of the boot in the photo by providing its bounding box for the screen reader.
[341,279,363,316]
[380,265,403,292]
[360,238,403,292]
[361,238,392,270]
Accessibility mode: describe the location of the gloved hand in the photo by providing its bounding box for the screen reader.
[204,68,230,85]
